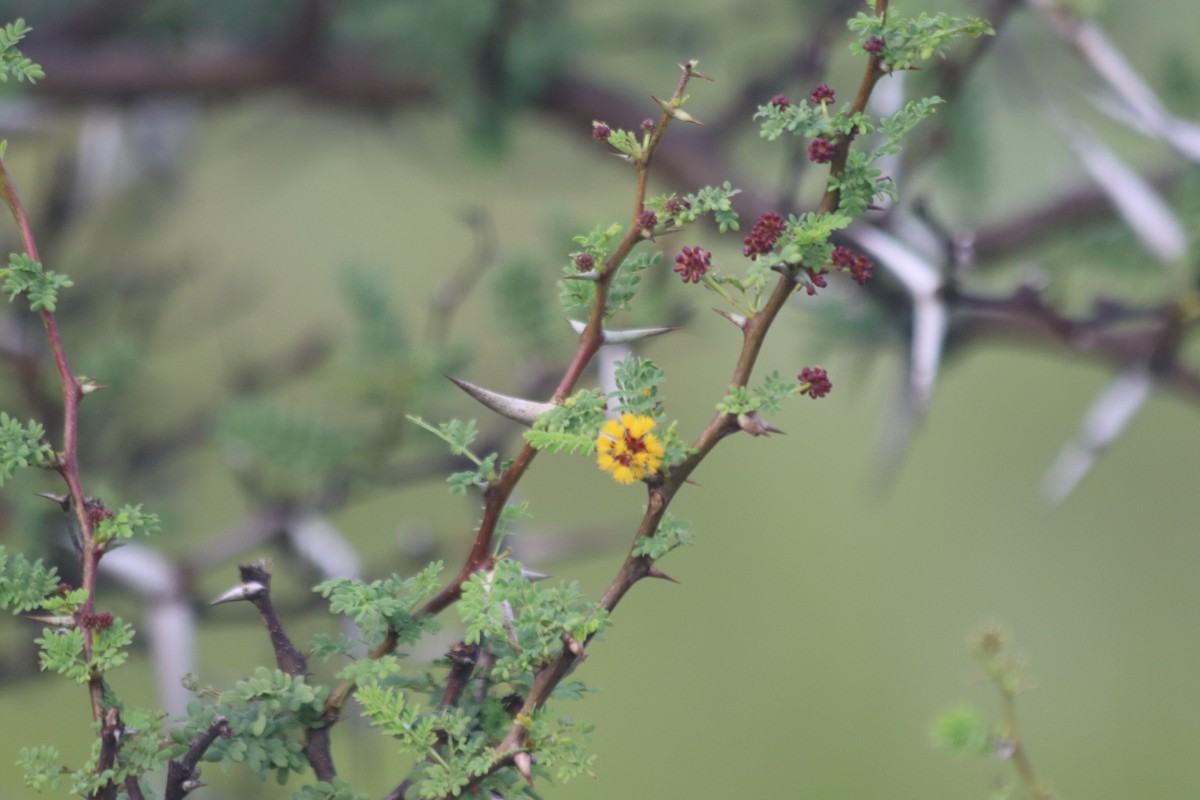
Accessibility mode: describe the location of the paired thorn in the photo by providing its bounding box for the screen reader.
[446,376,556,426]
[652,96,703,125]
[565,318,679,344]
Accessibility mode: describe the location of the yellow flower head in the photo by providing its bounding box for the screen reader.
[596,413,665,485]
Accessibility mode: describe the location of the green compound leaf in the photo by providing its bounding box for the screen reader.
[0,546,60,613]
[848,8,994,72]
[1,253,73,312]
[0,411,56,485]
[315,561,443,650]
[717,371,801,416]
[0,20,42,83]
[95,504,160,545]
[632,513,693,559]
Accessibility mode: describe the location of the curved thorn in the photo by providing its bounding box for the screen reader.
[712,308,747,329]
[447,376,556,426]
[565,318,679,343]
[646,565,680,584]
[563,270,602,282]
[210,581,266,606]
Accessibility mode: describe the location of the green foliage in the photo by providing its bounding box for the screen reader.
[0,546,59,613]
[718,371,800,415]
[1,253,73,312]
[17,745,62,791]
[0,19,42,83]
[930,704,992,756]
[315,561,444,650]
[779,212,854,271]
[172,668,328,783]
[604,250,662,316]
[65,707,169,795]
[407,415,501,494]
[632,513,693,559]
[645,182,743,234]
[290,778,370,800]
[848,6,994,71]
[0,412,56,485]
[524,388,608,455]
[612,355,665,418]
[36,616,135,683]
[94,504,160,545]
[357,684,489,797]
[527,715,597,784]
[682,182,742,233]
[459,558,609,681]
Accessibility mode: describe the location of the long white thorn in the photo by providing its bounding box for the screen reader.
[446,376,556,426]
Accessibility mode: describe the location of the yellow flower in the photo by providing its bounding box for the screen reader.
[596,413,665,485]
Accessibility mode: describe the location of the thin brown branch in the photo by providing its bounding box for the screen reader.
[164,716,232,800]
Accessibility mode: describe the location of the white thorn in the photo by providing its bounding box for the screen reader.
[1041,366,1153,505]
[712,308,747,329]
[210,581,266,606]
[446,377,556,426]
[565,318,678,343]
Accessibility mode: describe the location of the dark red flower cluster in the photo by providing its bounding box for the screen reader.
[592,122,612,143]
[80,611,114,630]
[798,367,832,399]
[743,213,786,259]
[800,267,828,296]
[641,118,655,133]
[863,36,885,55]
[808,138,836,164]
[665,197,691,218]
[85,504,114,526]
[809,84,835,105]
[636,209,658,232]
[674,246,711,284]
[573,253,596,272]
[770,94,791,110]
[831,246,874,285]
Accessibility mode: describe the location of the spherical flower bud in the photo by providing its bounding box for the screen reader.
[809,83,835,104]
[798,367,832,399]
[592,122,612,143]
[673,246,711,284]
[807,138,836,164]
[573,253,596,272]
[863,36,885,55]
[641,118,655,132]
[770,94,791,110]
[636,209,658,233]
[742,212,787,259]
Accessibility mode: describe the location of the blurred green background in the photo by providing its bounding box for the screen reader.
[1,0,1199,798]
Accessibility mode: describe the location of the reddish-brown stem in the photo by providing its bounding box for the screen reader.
[325,64,705,730]
[485,16,894,779]
[0,158,101,721]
